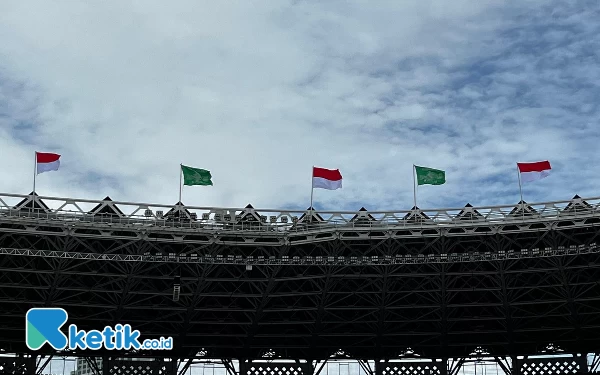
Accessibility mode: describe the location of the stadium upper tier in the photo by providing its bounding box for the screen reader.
[0,192,599,245]
[1,192,600,358]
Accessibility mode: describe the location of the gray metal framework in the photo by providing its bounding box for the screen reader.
[0,192,598,245]
[0,192,600,374]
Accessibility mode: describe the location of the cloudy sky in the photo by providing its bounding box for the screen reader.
[1,1,599,211]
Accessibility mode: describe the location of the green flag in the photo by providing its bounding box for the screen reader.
[415,166,445,185]
[181,165,213,186]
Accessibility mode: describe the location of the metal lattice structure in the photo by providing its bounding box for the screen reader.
[0,192,600,372]
[240,362,312,375]
[514,356,588,375]
[106,359,175,375]
[378,361,444,375]
[0,355,34,375]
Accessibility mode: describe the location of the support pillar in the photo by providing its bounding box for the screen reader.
[168,358,178,375]
[28,354,37,375]
[511,356,520,375]
[102,357,110,375]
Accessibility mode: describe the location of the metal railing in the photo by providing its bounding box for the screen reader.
[0,192,598,233]
[0,242,597,264]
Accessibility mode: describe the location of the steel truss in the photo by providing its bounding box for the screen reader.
[0,192,598,246]
[1,192,600,365]
[0,244,599,264]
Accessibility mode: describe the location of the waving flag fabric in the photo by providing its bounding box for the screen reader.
[181,165,213,186]
[517,160,551,182]
[36,152,61,174]
[312,167,342,190]
[415,166,445,185]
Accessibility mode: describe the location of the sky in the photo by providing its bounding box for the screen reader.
[1,1,599,212]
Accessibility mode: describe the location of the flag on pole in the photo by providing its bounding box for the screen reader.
[181,165,213,186]
[36,152,61,174]
[415,166,445,185]
[517,160,551,183]
[312,167,342,190]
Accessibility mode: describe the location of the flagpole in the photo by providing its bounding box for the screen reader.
[33,151,37,207]
[309,166,314,223]
[517,165,524,202]
[517,163,525,220]
[413,164,417,209]
[179,164,183,203]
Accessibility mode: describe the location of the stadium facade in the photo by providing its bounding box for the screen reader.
[0,192,599,375]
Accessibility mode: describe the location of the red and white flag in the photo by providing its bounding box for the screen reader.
[36,152,61,174]
[312,167,342,190]
[517,160,551,183]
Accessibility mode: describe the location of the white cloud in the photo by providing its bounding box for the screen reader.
[0,0,598,212]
